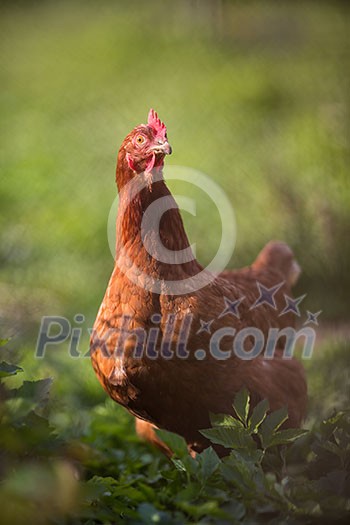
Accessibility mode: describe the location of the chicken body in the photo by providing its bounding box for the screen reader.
[91,110,307,456]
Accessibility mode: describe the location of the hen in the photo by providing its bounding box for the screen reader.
[91,110,307,457]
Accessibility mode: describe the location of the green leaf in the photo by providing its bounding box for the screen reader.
[176,498,221,520]
[137,502,171,524]
[269,428,309,447]
[0,338,11,347]
[229,445,265,465]
[220,453,256,490]
[171,457,187,472]
[259,406,289,448]
[86,476,118,499]
[155,429,188,458]
[233,388,250,426]
[181,453,199,476]
[198,446,220,480]
[249,399,269,433]
[221,500,246,521]
[200,427,237,448]
[200,426,255,450]
[0,361,23,378]
[210,412,243,428]
[13,378,53,409]
[322,440,343,457]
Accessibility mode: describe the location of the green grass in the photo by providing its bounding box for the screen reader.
[1,0,349,332]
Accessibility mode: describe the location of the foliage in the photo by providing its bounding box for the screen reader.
[0,332,349,524]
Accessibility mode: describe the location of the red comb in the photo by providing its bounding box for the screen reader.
[147,109,167,140]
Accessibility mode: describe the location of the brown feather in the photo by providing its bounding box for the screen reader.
[91,113,307,457]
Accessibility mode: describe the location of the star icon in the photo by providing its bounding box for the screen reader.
[304,310,322,326]
[250,281,284,310]
[219,296,245,319]
[279,294,306,316]
[197,319,214,334]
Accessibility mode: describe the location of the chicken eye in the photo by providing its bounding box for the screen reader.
[136,135,145,145]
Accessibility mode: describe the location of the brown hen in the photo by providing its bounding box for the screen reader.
[90,110,307,457]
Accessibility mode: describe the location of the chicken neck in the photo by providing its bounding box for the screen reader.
[115,156,202,283]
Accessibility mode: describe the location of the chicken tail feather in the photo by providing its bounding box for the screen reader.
[252,240,301,288]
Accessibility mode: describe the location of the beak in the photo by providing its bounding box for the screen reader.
[151,140,172,155]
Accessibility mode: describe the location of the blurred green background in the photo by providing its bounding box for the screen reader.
[1,0,349,406]
[0,1,349,522]
[1,0,350,334]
